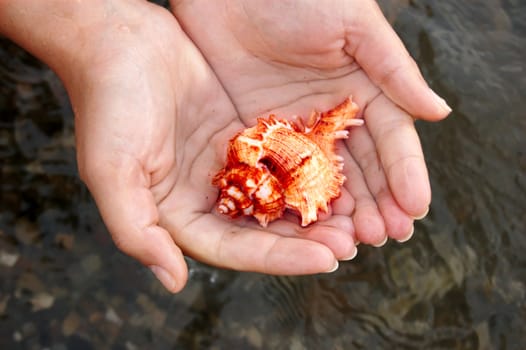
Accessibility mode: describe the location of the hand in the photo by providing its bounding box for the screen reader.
[58,2,347,292]
[172,0,451,246]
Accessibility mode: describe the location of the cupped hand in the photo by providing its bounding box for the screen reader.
[172,0,451,246]
[64,2,346,293]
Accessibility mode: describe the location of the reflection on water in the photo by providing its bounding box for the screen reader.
[1,0,525,349]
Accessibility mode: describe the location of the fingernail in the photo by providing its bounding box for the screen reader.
[414,207,429,220]
[373,235,388,248]
[326,260,339,273]
[397,225,415,243]
[341,247,358,261]
[150,265,176,292]
[431,90,452,114]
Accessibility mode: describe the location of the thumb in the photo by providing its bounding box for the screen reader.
[80,154,188,293]
[345,1,451,120]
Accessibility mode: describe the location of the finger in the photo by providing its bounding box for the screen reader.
[346,115,414,242]
[166,214,339,275]
[364,94,431,220]
[80,154,188,293]
[344,1,451,120]
[331,187,355,215]
[311,215,358,260]
[265,214,358,261]
[330,143,357,217]
[340,136,386,246]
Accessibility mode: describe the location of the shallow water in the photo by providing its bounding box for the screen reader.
[1,1,525,349]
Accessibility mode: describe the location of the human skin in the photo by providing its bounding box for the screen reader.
[0,0,450,293]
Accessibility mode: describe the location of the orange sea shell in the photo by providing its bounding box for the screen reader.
[212,97,363,227]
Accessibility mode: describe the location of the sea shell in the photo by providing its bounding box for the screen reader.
[212,96,363,227]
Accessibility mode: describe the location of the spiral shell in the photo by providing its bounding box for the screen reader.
[212,97,362,227]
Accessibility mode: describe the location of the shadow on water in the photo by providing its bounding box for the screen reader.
[1,0,525,349]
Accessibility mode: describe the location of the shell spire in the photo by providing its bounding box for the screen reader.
[213,96,362,227]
